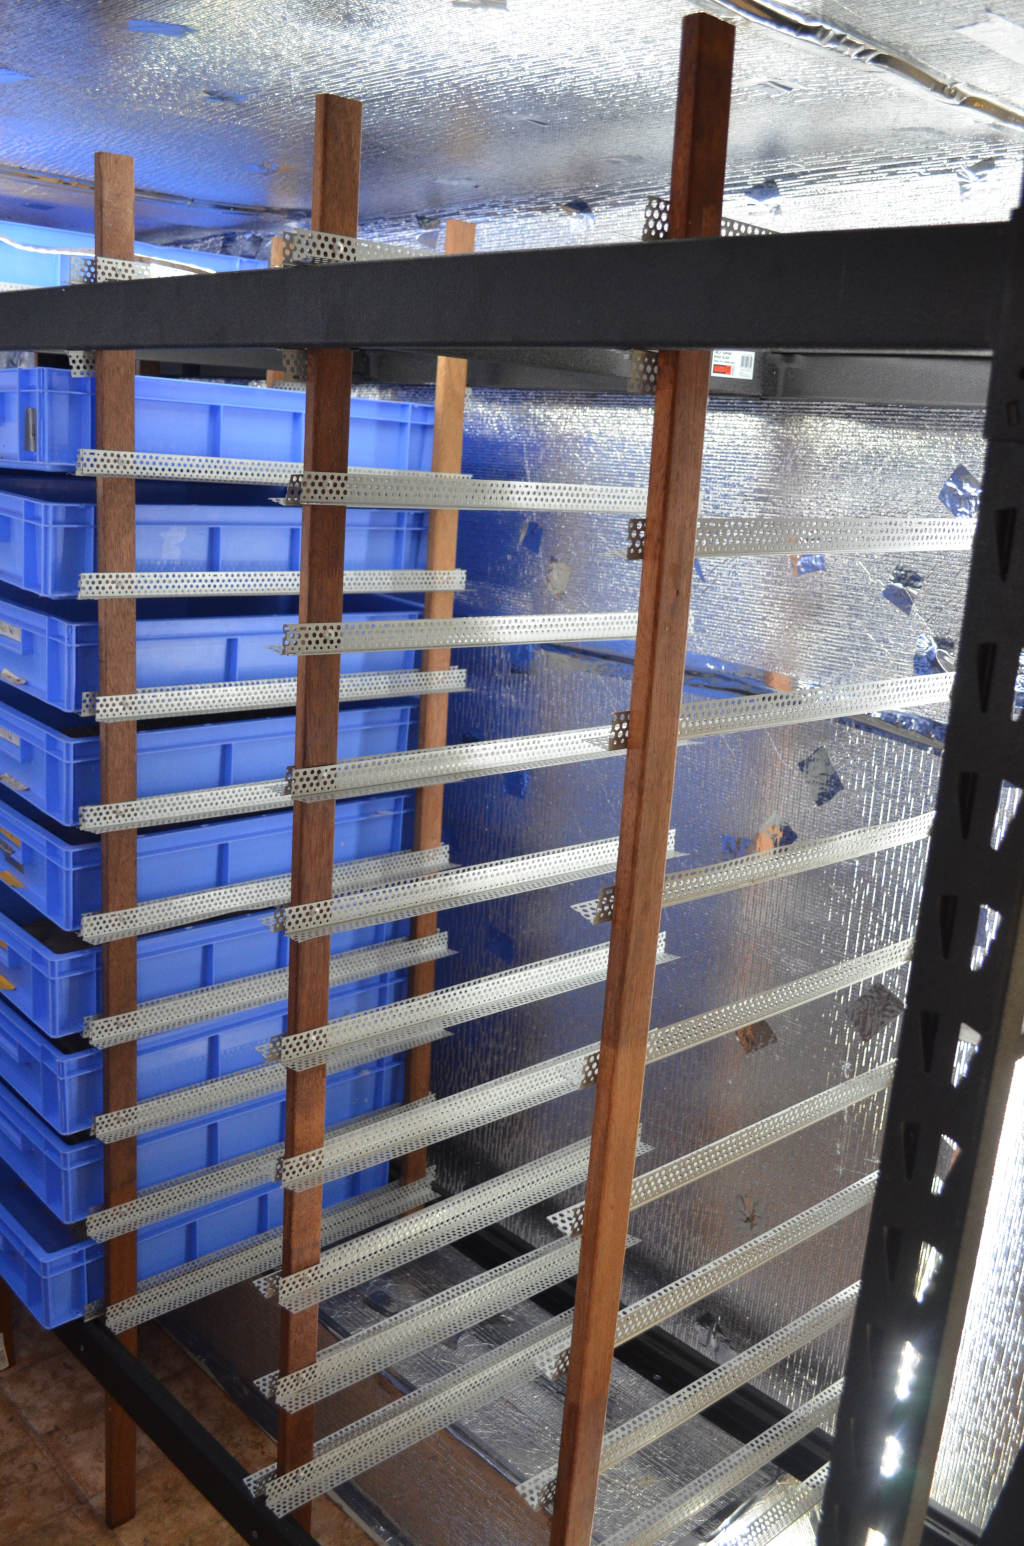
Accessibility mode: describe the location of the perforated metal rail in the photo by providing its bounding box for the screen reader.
[599,1383,844,1546]
[81,667,466,723]
[518,1284,858,1509]
[692,514,975,559]
[282,228,434,266]
[80,844,450,945]
[103,1173,437,1335]
[82,931,450,1049]
[259,1236,587,1412]
[581,812,933,924]
[259,1136,602,1311]
[86,1097,435,1241]
[77,568,466,599]
[268,935,671,1080]
[739,1466,830,1546]
[273,831,675,941]
[252,1180,872,1512]
[76,677,950,828]
[549,1061,895,1235]
[277,610,639,656]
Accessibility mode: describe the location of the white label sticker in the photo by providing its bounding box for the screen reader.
[0,727,20,748]
[0,774,28,792]
[0,670,26,687]
[711,349,756,381]
[0,621,21,644]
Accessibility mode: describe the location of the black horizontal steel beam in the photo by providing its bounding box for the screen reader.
[55,1319,316,1546]
[0,222,1008,354]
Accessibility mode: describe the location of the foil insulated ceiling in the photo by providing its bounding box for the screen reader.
[0,0,1022,240]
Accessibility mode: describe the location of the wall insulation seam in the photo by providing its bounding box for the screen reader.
[85,1096,436,1241]
[518,1284,858,1509]
[82,930,451,1048]
[82,667,467,722]
[80,844,451,944]
[267,934,672,1078]
[77,567,467,599]
[548,1061,895,1235]
[103,1173,438,1334]
[598,1383,844,1546]
[259,1235,588,1411]
[580,813,933,924]
[251,1181,873,1511]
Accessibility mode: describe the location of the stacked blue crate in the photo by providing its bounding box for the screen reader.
[0,222,435,1325]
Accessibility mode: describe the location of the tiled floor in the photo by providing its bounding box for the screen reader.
[0,1299,372,1546]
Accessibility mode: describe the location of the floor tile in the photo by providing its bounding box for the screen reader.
[137,1326,191,1385]
[11,1501,120,1545]
[163,1362,276,1473]
[3,1348,105,1436]
[7,1303,57,1368]
[1,1432,81,1538]
[99,1461,239,1546]
[0,1389,32,1457]
[312,1495,375,1545]
[46,1402,163,1500]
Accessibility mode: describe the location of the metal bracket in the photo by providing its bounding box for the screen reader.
[625,516,647,559]
[608,710,631,750]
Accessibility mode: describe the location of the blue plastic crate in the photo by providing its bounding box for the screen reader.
[0,1041,404,1222]
[0,590,421,713]
[0,367,435,473]
[0,781,413,930]
[0,964,407,1135]
[0,217,260,290]
[0,1157,384,1329]
[0,809,412,1040]
[0,474,429,599]
[0,689,415,841]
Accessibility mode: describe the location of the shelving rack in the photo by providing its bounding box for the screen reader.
[0,11,1022,1546]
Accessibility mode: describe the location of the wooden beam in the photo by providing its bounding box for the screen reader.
[548,17,735,1546]
[277,93,362,1531]
[402,217,476,1185]
[266,235,287,387]
[0,1277,14,1369]
[94,148,140,1531]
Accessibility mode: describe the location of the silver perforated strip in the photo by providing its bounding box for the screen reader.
[79,844,449,945]
[86,1096,427,1241]
[76,568,466,599]
[694,516,975,559]
[269,936,669,1078]
[82,666,466,723]
[262,1236,585,1412]
[79,777,290,834]
[104,1173,436,1335]
[599,1384,843,1546]
[83,930,450,1049]
[581,812,933,924]
[671,674,952,747]
[69,349,96,377]
[254,1179,866,1509]
[282,228,434,265]
[274,832,675,940]
[734,1466,830,1546]
[77,449,300,484]
[255,1313,576,1513]
[70,254,170,283]
[96,1061,289,1141]
[536,1174,877,1381]
[279,470,646,513]
[262,1136,597,1310]
[642,196,774,242]
[549,1063,895,1235]
[518,1286,857,1509]
[276,610,639,656]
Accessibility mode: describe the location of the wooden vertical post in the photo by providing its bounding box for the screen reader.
[549,18,735,1546]
[277,94,362,1530]
[0,1277,15,1369]
[94,149,140,1530]
[266,236,287,387]
[402,217,476,1184]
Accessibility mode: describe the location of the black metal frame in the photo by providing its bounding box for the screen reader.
[821,198,1024,1546]
[55,1319,318,1546]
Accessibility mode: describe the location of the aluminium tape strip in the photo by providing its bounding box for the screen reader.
[86,1095,434,1242]
[548,1061,895,1235]
[518,1284,857,1510]
[260,1136,599,1310]
[599,1384,844,1546]
[104,1173,437,1335]
[293,939,911,1180]
[276,610,639,656]
[579,812,934,924]
[80,843,450,945]
[286,675,951,803]
[260,1236,586,1411]
[255,1181,870,1512]
[269,935,670,1078]
[82,666,467,722]
[274,830,677,940]
[83,930,451,1048]
[77,567,466,599]
[734,1466,830,1546]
